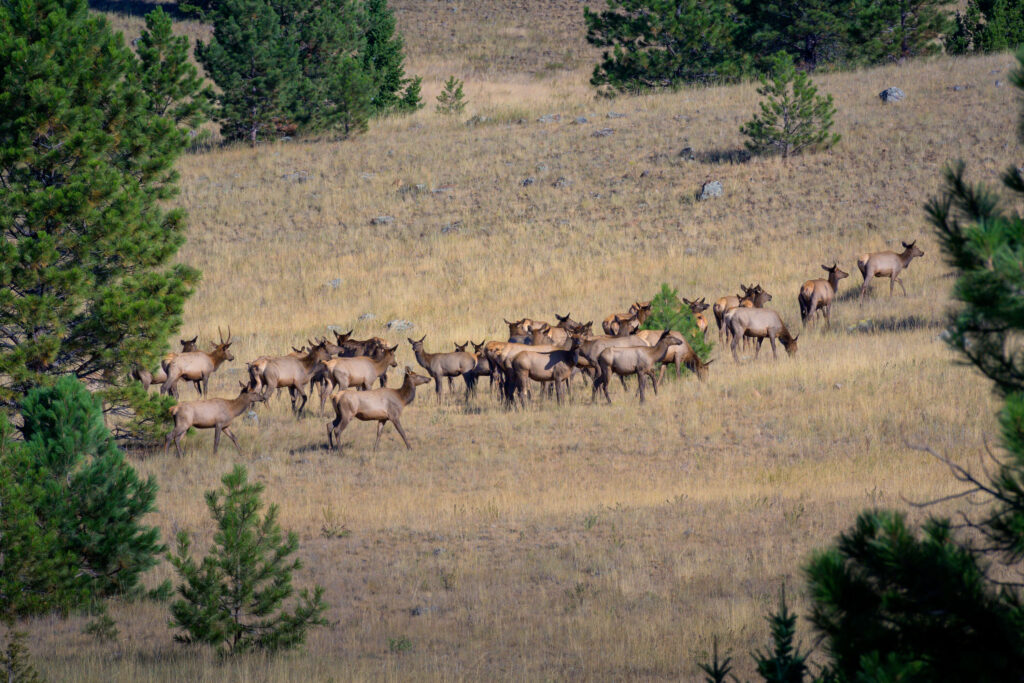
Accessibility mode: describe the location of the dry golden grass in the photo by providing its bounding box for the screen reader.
[25,6,1024,678]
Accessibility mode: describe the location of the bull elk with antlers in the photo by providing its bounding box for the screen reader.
[161,328,235,398]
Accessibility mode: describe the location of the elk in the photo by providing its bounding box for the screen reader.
[163,382,264,457]
[602,301,652,336]
[316,344,399,415]
[332,330,387,358]
[134,336,198,391]
[326,367,432,454]
[682,297,710,337]
[799,263,849,328]
[508,337,582,406]
[858,240,925,300]
[408,335,478,402]
[634,329,712,381]
[161,327,235,398]
[505,318,532,344]
[470,340,498,395]
[247,340,330,417]
[594,330,676,404]
[713,285,772,343]
[726,308,798,361]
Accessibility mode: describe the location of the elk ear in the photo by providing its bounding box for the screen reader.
[417,334,427,343]
[389,344,398,353]
[407,337,415,345]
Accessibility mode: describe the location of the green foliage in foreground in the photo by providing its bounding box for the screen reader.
[0,378,163,621]
[169,465,329,655]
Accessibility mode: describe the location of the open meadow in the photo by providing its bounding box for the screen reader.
[25,1,1024,679]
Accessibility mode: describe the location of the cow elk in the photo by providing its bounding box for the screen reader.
[161,327,235,398]
[594,330,676,404]
[508,337,582,406]
[799,263,849,328]
[247,340,330,417]
[164,382,264,457]
[714,285,772,343]
[316,344,399,415]
[726,308,798,361]
[327,367,431,454]
[409,335,478,402]
[858,240,925,300]
[602,301,652,336]
[634,329,712,382]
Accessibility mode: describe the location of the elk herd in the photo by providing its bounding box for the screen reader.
[151,240,924,457]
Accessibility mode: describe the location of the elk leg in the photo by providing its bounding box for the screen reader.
[294,386,308,418]
[889,275,896,297]
[731,333,741,362]
[447,376,454,393]
[896,275,907,296]
[755,337,764,360]
[374,421,385,451]
[331,412,352,454]
[768,336,778,360]
[602,373,613,404]
[224,428,243,454]
[173,431,185,458]
[434,376,443,404]
[201,375,209,397]
[391,413,412,449]
[213,425,221,454]
[824,305,832,330]
[619,374,628,392]
[649,370,659,395]
[859,271,874,300]
[637,373,646,403]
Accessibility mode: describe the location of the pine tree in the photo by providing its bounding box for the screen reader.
[0,631,44,683]
[198,0,300,143]
[288,0,374,137]
[752,590,810,683]
[21,377,164,600]
[435,76,467,115]
[133,8,212,138]
[0,0,199,440]
[850,0,953,62]
[741,52,840,158]
[738,0,857,71]
[640,284,713,367]
[361,0,422,114]
[945,0,1024,53]
[584,0,749,92]
[169,465,329,655]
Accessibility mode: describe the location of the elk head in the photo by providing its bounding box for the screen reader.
[902,240,924,258]
[212,326,234,361]
[823,263,850,282]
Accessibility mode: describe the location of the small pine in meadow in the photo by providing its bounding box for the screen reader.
[436,76,467,115]
[741,52,839,159]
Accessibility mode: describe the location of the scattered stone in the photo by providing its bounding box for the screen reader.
[607,111,626,119]
[538,113,560,123]
[441,221,462,234]
[679,147,695,159]
[358,313,375,321]
[432,184,455,196]
[465,115,490,126]
[696,180,723,201]
[243,410,259,426]
[552,177,570,188]
[385,319,414,331]
[996,80,1004,87]
[592,128,614,137]
[951,84,968,91]
[326,325,345,333]
[833,383,843,390]
[536,163,548,173]
[573,116,588,124]
[281,170,308,182]
[369,215,394,225]
[326,278,342,289]
[521,177,535,187]
[879,87,905,103]
[684,247,697,256]
[640,170,650,178]
[360,172,375,180]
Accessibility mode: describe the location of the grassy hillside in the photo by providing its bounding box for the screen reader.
[38,2,1024,680]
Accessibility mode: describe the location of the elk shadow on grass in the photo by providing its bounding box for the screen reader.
[846,314,946,335]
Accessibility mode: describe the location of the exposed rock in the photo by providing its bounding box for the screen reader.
[465,115,490,126]
[679,147,695,160]
[573,116,588,124]
[536,163,548,173]
[243,410,259,426]
[326,278,342,289]
[996,80,1004,87]
[281,170,308,182]
[879,87,905,103]
[696,180,723,201]
[592,128,614,137]
[538,113,560,123]
[607,111,626,119]
[441,221,462,234]
[521,177,535,187]
[385,319,414,331]
[358,313,375,321]
[370,215,394,225]
[552,177,570,188]
[684,247,697,256]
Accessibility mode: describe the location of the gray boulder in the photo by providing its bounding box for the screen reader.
[385,319,414,332]
[697,180,723,201]
[879,87,905,103]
